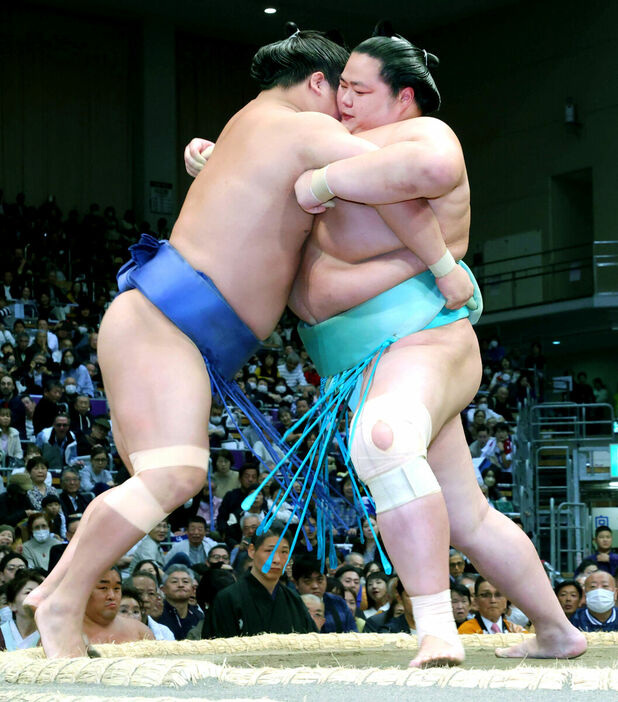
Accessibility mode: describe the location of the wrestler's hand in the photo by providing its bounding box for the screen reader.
[436,263,475,310]
[294,170,335,214]
[184,137,215,178]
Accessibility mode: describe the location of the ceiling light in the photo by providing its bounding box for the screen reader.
[264,7,277,13]
[552,340,561,345]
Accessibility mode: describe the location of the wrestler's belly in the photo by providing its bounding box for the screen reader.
[289,244,429,324]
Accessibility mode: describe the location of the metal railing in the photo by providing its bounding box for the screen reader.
[529,402,615,442]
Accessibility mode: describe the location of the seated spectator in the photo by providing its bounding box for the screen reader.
[194,569,236,621]
[364,578,416,634]
[301,593,326,631]
[344,552,366,571]
[468,425,491,459]
[571,371,595,404]
[21,355,57,397]
[125,570,174,641]
[22,512,60,571]
[457,577,524,634]
[0,375,26,438]
[0,473,35,527]
[449,549,466,584]
[277,352,308,390]
[26,456,59,511]
[593,377,609,403]
[37,412,77,472]
[207,403,229,449]
[256,351,280,383]
[210,450,239,499]
[351,517,384,566]
[488,358,518,393]
[59,348,94,397]
[230,513,261,572]
[20,395,35,441]
[575,559,600,588]
[481,468,504,504]
[571,571,618,632]
[206,544,231,568]
[83,567,153,645]
[363,571,390,618]
[128,520,168,574]
[0,408,23,467]
[79,445,114,493]
[48,516,80,573]
[75,417,111,456]
[164,516,217,567]
[130,559,164,586]
[0,553,28,584]
[41,494,65,540]
[118,585,144,622]
[205,525,317,637]
[69,394,93,437]
[555,580,583,620]
[332,478,360,538]
[0,525,15,550]
[292,555,357,633]
[156,565,204,640]
[343,587,366,632]
[0,569,44,650]
[58,468,93,519]
[216,464,259,539]
[335,565,362,606]
[451,583,473,627]
[578,526,618,577]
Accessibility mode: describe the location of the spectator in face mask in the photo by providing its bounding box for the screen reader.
[21,512,60,572]
[571,571,618,632]
[59,348,94,398]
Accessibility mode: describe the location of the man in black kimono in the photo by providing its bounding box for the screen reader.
[205,525,317,637]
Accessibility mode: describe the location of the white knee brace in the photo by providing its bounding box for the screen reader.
[350,394,440,513]
[103,445,209,532]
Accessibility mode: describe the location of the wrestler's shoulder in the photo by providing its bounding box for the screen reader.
[390,116,460,145]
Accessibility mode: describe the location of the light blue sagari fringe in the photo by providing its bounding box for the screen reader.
[239,335,399,575]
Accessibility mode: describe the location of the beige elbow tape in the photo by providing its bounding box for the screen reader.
[129,445,210,474]
[310,166,336,204]
[429,249,456,278]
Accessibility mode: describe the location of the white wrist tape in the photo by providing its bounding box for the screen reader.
[411,590,461,647]
[310,166,335,204]
[429,249,456,278]
[201,144,215,161]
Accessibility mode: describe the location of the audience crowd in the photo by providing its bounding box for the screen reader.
[0,190,615,649]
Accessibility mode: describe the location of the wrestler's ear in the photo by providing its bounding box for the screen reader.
[308,71,327,95]
[248,543,255,560]
[399,86,415,105]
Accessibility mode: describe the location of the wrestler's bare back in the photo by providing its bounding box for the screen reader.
[289,117,471,325]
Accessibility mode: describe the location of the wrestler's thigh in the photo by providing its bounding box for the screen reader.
[98,289,212,456]
[428,415,488,537]
[364,321,481,439]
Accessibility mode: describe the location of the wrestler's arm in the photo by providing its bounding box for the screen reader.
[374,199,473,310]
[295,121,463,208]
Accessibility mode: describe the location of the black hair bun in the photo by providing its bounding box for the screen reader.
[426,51,440,69]
[373,19,395,37]
[284,21,299,37]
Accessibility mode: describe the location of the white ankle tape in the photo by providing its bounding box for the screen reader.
[411,590,460,646]
[103,477,168,533]
[130,445,209,474]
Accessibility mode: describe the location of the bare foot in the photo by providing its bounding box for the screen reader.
[409,634,465,668]
[35,598,87,658]
[23,584,50,616]
[495,625,587,659]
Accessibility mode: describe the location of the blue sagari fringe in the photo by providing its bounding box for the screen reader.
[208,336,399,575]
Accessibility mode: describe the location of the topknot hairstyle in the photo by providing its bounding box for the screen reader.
[353,20,441,114]
[251,25,349,91]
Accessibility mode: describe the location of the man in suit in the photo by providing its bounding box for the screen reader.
[58,469,92,520]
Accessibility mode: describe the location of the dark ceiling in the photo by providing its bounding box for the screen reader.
[31,0,520,47]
